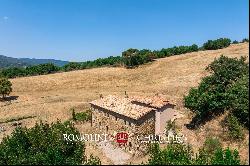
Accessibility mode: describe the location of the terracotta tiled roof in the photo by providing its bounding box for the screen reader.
[90,94,174,120]
[130,94,173,108]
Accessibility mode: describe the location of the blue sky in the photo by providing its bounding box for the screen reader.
[0,0,249,61]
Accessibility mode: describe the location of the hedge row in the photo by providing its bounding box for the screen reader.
[0,38,248,78]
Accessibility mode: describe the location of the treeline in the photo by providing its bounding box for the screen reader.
[0,63,61,78]
[0,37,248,78]
[122,44,199,67]
[62,56,122,72]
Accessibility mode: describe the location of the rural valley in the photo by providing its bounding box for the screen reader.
[0,42,249,164]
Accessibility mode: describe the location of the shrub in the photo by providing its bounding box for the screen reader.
[195,137,222,165]
[146,142,241,165]
[0,120,100,165]
[0,77,12,98]
[203,38,231,50]
[165,120,177,134]
[203,137,222,154]
[72,109,91,122]
[85,154,101,165]
[210,148,241,165]
[232,40,239,44]
[184,55,248,127]
[63,62,82,71]
[241,38,249,43]
[226,74,249,128]
[147,143,193,165]
[225,114,244,140]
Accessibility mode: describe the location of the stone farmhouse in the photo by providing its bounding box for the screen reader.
[89,94,176,155]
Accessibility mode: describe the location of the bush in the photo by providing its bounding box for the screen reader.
[72,109,91,122]
[0,120,100,165]
[232,40,239,44]
[147,143,193,165]
[0,77,12,98]
[203,38,231,50]
[226,74,249,128]
[210,148,241,165]
[146,141,241,165]
[165,120,177,134]
[241,38,249,43]
[63,62,82,71]
[184,55,248,127]
[224,114,244,140]
[203,137,222,154]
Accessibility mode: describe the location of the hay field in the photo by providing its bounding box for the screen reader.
[0,43,248,123]
[0,43,249,163]
[0,43,249,122]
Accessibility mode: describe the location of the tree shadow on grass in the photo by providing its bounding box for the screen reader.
[0,96,19,102]
[185,110,225,130]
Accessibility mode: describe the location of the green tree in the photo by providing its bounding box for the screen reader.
[184,55,248,127]
[241,38,249,43]
[0,77,12,98]
[224,114,244,140]
[203,38,231,50]
[226,74,249,128]
[146,138,241,165]
[0,121,100,165]
[232,40,239,44]
[210,148,241,165]
[147,143,193,165]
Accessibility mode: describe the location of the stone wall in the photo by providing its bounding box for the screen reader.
[90,104,155,155]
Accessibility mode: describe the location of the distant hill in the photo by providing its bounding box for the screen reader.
[0,55,69,68]
[0,55,28,68]
[19,58,69,67]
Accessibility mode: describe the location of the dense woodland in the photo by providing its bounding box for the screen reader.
[0,38,248,79]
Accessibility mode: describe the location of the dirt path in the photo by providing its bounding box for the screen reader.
[98,141,131,165]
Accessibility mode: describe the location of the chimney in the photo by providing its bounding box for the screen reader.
[125,91,128,98]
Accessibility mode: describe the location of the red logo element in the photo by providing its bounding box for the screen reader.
[115,132,128,146]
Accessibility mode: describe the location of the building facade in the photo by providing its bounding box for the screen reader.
[90,94,175,155]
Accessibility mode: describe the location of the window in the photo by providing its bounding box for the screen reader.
[124,120,126,124]
[115,117,118,121]
[106,126,109,132]
[129,122,131,126]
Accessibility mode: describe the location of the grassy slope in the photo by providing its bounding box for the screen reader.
[0,42,249,163]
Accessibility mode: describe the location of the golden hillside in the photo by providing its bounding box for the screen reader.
[0,43,249,164]
[0,43,248,123]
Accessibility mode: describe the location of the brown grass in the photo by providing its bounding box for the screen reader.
[0,42,249,164]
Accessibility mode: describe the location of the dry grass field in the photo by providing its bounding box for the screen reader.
[0,42,249,164]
